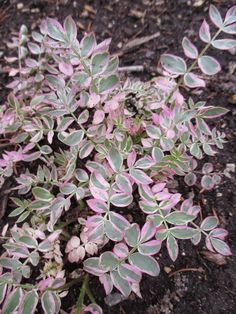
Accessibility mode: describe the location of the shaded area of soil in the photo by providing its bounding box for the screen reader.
[0,1,236,313]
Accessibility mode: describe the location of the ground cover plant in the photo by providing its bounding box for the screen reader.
[0,4,235,314]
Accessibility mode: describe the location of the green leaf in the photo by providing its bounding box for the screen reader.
[130,168,153,185]
[100,252,119,271]
[201,216,218,231]
[149,215,164,228]
[99,75,119,94]
[41,291,56,314]
[64,16,77,43]
[165,212,195,225]
[167,234,178,261]
[19,236,38,249]
[0,282,7,303]
[209,4,223,28]
[40,145,53,155]
[59,183,77,195]
[210,237,231,256]
[32,187,54,202]
[110,193,133,207]
[124,224,140,247]
[0,258,22,270]
[20,290,38,314]
[3,288,23,314]
[62,130,84,146]
[16,211,30,223]
[200,106,229,119]
[118,263,142,283]
[107,147,123,172]
[170,227,198,239]
[198,56,221,76]
[152,147,164,162]
[161,54,186,75]
[146,125,161,139]
[80,33,96,58]
[212,39,236,50]
[9,206,26,217]
[91,52,109,75]
[47,19,65,42]
[104,56,119,75]
[110,271,131,297]
[104,220,123,241]
[116,174,132,194]
[129,252,160,276]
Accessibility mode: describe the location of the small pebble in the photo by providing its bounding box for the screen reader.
[226,163,235,173]
[17,3,24,10]
[117,42,123,49]
[192,0,204,7]
[164,266,172,274]
[31,8,40,13]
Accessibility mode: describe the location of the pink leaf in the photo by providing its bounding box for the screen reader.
[138,240,161,256]
[99,273,113,295]
[127,151,137,168]
[90,186,109,201]
[59,62,74,76]
[184,72,205,88]
[199,20,211,43]
[113,243,129,259]
[225,5,236,25]
[140,220,156,242]
[182,37,198,59]
[198,56,221,76]
[93,110,105,124]
[87,199,108,213]
[209,5,223,28]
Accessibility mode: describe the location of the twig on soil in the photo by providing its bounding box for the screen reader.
[0,194,9,219]
[168,267,204,278]
[115,32,160,56]
[0,3,12,24]
[118,65,144,72]
[0,143,14,148]
[224,286,236,296]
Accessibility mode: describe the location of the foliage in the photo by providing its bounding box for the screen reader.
[0,5,235,313]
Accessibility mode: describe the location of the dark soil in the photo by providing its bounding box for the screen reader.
[0,1,236,313]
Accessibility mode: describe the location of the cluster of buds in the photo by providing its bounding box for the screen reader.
[65,234,98,263]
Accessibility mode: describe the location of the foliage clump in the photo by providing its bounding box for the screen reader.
[0,5,235,314]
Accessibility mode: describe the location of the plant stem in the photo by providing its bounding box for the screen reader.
[86,284,96,304]
[46,277,83,292]
[164,28,222,105]
[71,44,99,94]
[75,274,89,314]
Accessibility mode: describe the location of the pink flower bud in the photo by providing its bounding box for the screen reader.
[66,236,80,253]
[85,242,98,255]
[76,246,86,260]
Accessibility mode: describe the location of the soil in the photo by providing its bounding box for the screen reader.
[0,0,236,314]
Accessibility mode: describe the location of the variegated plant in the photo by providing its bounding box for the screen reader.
[0,5,235,314]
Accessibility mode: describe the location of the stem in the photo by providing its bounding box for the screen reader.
[71,44,98,94]
[46,277,83,292]
[70,111,96,146]
[35,143,52,165]
[172,207,209,237]
[164,28,222,105]
[86,284,96,304]
[75,274,89,314]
